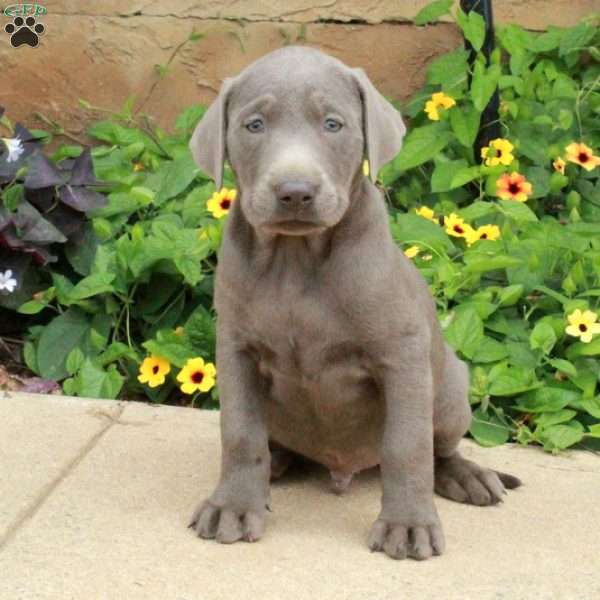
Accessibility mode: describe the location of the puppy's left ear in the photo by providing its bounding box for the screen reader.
[189,77,235,190]
[351,68,406,181]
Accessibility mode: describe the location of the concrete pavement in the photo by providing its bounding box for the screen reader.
[1,391,599,600]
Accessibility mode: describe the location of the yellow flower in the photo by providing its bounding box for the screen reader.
[465,224,501,247]
[174,326,184,336]
[424,92,456,121]
[495,172,532,202]
[415,206,438,223]
[565,309,600,343]
[444,213,473,239]
[481,138,514,167]
[565,142,600,171]
[132,162,145,172]
[362,159,370,177]
[552,157,566,175]
[138,355,171,388]
[177,357,217,394]
[207,187,237,219]
[404,245,420,258]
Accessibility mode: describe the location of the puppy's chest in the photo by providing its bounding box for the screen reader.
[247,284,352,378]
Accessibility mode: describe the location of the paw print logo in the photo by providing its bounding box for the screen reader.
[4,15,45,48]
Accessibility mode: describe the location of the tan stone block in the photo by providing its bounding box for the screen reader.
[0,16,460,133]
[0,392,122,545]
[51,0,600,29]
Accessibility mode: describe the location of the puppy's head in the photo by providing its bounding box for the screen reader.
[190,47,406,236]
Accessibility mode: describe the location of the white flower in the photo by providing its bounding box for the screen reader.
[0,269,18,293]
[1,137,24,163]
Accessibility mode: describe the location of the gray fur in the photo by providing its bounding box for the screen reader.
[188,46,521,560]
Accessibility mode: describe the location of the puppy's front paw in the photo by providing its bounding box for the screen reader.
[189,499,266,544]
[367,509,445,560]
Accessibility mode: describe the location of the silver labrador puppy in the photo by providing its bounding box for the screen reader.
[188,46,521,560]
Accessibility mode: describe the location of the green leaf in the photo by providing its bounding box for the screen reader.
[414,0,453,25]
[559,22,595,56]
[471,62,501,112]
[538,423,584,451]
[469,408,511,447]
[449,105,480,148]
[488,365,541,396]
[472,337,509,363]
[529,322,557,354]
[393,124,453,172]
[18,300,47,315]
[581,397,600,419]
[567,337,600,359]
[498,284,524,307]
[73,360,124,399]
[451,166,481,189]
[143,330,195,368]
[463,254,522,274]
[36,309,92,380]
[458,201,495,221]
[548,359,577,378]
[516,387,580,413]
[534,409,577,429]
[496,200,538,223]
[431,159,468,193]
[444,307,484,359]
[69,272,115,301]
[66,347,85,375]
[391,213,453,253]
[455,7,486,52]
[155,152,199,205]
[426,48,470,89]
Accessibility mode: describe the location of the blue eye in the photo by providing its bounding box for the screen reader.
[246,118,264,133]
[324,118,343,132]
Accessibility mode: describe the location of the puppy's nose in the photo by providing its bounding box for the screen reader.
[275,181,316,208]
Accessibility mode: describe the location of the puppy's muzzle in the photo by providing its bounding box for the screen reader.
[274,180,319,211]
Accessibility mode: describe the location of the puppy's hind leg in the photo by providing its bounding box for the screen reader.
[433,345,522,506]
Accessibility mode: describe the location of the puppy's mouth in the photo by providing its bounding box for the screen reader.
[263,219,327,236]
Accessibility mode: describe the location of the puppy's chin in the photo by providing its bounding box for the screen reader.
[261,220,328,237]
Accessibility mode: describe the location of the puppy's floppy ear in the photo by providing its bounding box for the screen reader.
[351,68,406,181]
[189,77,235,190]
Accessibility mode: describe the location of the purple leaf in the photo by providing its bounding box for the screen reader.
[24,153,66,189]
[20,377,61,394]
[60,185,106,212]
[69,148,98,186]
[13,201,67,244]
[0,229,56,264]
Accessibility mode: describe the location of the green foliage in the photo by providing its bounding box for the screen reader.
[1,9,599,450]
[383,5,600,452]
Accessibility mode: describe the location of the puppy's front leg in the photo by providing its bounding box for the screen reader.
[368,338,445,560]
[189,330,271,544]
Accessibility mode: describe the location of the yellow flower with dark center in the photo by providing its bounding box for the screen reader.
[444,213,473,239]
[207,188,237,218]
[565,142,600,171]
[565,309,600,343]
[465,224,501,247]
[138,355,171,388]
[404,245,420,258]
[480,138,514,167]
[553,157,566,175]
[177,357,217,394]
[415,206,438,223]
[424,92,456,121]
[495,172,532,202]
[132,162,145,172]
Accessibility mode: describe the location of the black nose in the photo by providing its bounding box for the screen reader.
[275,181,317,208]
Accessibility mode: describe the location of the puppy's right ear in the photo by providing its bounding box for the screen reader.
[189,77,235,190]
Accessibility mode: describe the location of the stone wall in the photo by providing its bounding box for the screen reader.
[0,1,597,135]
